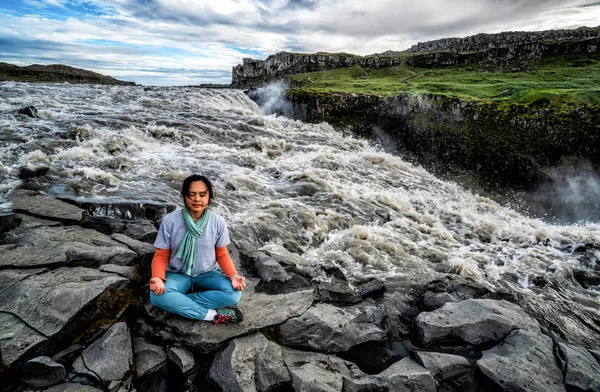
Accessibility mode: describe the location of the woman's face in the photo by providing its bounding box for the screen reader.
[185,180,210,217]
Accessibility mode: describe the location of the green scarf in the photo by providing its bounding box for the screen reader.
[177,206,211,275]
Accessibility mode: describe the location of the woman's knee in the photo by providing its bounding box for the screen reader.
[150,291,168,308]
[228,290,242,305]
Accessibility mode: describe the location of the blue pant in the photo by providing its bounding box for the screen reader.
[150,270,241,321]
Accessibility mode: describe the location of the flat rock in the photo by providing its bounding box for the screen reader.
[208,333,290,392]
[0,312,48,367]
[72,322,133,384]
[122,220,158,243]
[0,267,127,366]
[0,225,137,269]
[277,300,387,353]
[110,232,155,262]
[20,356,66,388]
[477,330,566,392]
[166,346,195,374]
[99,264,136,281]
[414,299,540,347]
[11,189,85,223]
[133,337,167,379]
[415,351,472,383]
[557,342,600,391]
[13,213,62,230]
[149,279,314,352]
[0,268,47,294]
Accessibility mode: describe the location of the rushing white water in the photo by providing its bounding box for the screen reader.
[1,82,599,300]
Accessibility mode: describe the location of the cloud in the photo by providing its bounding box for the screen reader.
[0,0,599,85]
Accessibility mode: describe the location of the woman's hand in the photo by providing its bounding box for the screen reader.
[150,277,165,295]
[230,274,246,291]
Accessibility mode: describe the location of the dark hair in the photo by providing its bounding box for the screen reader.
[181,174,213,204]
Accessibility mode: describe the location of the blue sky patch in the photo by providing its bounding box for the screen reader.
[226,46,267,58]
[0,0,114,21]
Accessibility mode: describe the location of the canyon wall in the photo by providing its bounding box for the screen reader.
[287,89,600,189]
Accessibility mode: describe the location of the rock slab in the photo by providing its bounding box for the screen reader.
[557,342,600,392]
[277,301,387,353]
[414,298,540,347]
[209,333,290,392]
[477,330,566,392]
[72,322,133,384]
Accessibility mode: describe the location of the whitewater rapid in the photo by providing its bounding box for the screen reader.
[1,82,599,300]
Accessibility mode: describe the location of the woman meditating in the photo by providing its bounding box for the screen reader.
[149,174,246,325]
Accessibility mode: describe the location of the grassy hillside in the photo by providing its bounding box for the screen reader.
[0,62,135,85]
[289,54,600,108]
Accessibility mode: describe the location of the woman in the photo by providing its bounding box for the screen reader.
[149,174,246,325]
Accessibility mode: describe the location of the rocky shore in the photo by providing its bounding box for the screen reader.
[1,181,599,392]
[0,63,135,85]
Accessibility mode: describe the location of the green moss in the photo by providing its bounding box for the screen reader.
[288,54,600,109]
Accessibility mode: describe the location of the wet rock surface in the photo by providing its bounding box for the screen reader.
[1,189,599,392]
[477,330,566,392]
[276,300,387,353]
[414,298,541,347]
[557,342,600,392]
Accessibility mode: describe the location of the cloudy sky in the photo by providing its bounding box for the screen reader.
[1,0,599,86]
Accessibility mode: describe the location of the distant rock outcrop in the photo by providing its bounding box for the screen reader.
[0,63,135,85]
[231,26,600,88]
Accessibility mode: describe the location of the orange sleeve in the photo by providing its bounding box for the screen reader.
[216,246,237,278]
[151,248,170,281]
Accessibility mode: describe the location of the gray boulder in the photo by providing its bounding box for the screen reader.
[0,225,137,269]
[110,232,156,263]
[133,337,167,379]
[414,298,540,347]
[0,267,127,367]
[415,351,473,388]
[208,333,290,392]
[252,252,291,283]
[557,342,600,391]
[11,189,85,223]
[344,357,436,392]
[283,348,351,392]
[148,279,314,353]
[380,357,437,392]
[166,346,195,374]
[0,268,47,293]
[20,356,66,388]
[72,322,133,385]
[99,264,136,281]
[315,280,362,304]
[277,301,387,353]
[122,220,158,243]
[477,330,566,392]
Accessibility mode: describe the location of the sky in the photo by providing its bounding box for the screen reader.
[0,0,599,86]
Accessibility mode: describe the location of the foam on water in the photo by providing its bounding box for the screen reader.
[1,82,599,299]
